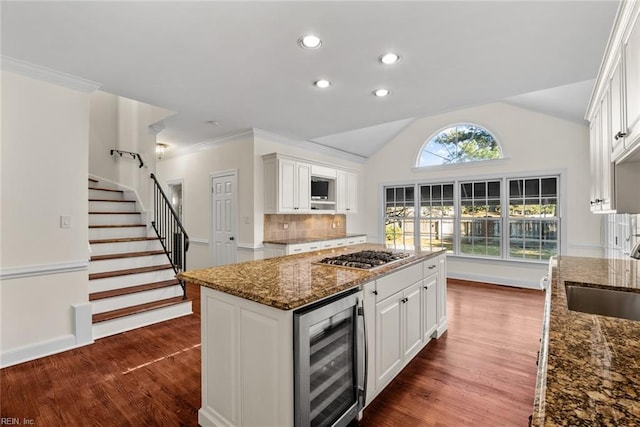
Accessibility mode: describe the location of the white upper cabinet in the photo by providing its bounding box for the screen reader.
[586,1,640,214]
[263,153,359,214]
[624,8,640,152]
[336,170,358,214]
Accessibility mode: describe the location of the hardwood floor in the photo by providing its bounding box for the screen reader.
[0,280,544,426]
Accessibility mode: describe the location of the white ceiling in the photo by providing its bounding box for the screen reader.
[1,1,619,159]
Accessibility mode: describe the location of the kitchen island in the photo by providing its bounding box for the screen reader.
[178,243,447,427]
[533,256,640,426]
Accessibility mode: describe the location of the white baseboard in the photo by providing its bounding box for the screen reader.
[447,272,542,290]
[0,333,91,368]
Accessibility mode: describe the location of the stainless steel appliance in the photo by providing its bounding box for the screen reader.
[317,250,411,270]
[294,288,365,427]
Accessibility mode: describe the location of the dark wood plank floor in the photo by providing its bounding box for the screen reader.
[1,280,544,426]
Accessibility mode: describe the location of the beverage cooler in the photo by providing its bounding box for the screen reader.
[293,288,365,427]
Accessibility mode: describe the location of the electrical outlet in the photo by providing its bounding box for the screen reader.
[283,223,289,230]
[332,222,336,229]
[60,215,72,229]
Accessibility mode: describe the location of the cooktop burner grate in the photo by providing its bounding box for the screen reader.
[317,250,411,270]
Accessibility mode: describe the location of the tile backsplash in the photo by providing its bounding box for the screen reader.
[264,214,346,241]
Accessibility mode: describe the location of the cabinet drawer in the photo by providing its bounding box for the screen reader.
[345,236,367,245]
[423,259,439,277]
[376,263,422,301]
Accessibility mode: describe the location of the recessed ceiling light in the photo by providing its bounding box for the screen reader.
[298,35,322,49]
[379,53,400,65]
[314,80,331,89]
[373,88,390,97]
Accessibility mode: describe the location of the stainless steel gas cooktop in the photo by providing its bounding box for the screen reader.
[317,250,411,270]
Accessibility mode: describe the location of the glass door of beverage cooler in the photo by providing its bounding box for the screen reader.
[294,289,365,427]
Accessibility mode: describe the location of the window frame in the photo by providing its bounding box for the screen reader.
[379,170,564,265]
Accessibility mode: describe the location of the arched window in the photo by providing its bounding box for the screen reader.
[417,123,502,167]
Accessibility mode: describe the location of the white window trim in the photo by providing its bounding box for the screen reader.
[379,169,567,264]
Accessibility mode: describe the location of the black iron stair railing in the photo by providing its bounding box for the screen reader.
[110,149,145,168]
[150,173,189,299]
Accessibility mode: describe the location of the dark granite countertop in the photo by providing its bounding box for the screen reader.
[532,255,640,426]
[262,233,367,245]
[178,243,444,310]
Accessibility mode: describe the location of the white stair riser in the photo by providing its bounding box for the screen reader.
[89,213,141,226]
[89,201,137,213]
[90,240,163,256]
[92,285,184,314]
[89,227,148,240]
[89,189,124,201]
[90,269,176,293]
[92,301,192,340]
[89,254,170,274]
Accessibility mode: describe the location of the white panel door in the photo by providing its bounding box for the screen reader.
[212,173,237,266]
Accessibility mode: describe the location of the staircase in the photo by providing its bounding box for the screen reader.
[88,177,192,339]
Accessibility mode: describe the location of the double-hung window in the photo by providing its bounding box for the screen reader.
[382,175,560,262]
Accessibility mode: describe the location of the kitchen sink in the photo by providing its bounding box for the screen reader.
[565,283,640,321]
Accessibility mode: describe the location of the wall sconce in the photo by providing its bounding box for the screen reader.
[156,143,169,160]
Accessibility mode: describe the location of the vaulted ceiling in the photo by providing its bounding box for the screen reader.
[1,1,619,158]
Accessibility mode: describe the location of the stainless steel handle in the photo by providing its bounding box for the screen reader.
[356,298,367,409]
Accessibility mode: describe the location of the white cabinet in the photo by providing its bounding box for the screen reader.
[586,1,640,214]
[366,253,447,403]
[263,154,311,214]
[263,236,367,259]
[263,153,360,215]
[336,170,358,214]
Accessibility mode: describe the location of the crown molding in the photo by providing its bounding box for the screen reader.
[159,129,254,160]
[1,56,101,93]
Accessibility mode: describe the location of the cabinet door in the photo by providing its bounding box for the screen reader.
[375,294,403,389]
[599,88,614,212]
[624,11,640,147]
[422,276,438,342]
[296,162,311,212]
[346,172,358,213]
[336,170,358,213]
[279,158,297,212]
[403,282,422,360]
[336,170,348,213]
[610,52,626,160]
[589,117,601,212]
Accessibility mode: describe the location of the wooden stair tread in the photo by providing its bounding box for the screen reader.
[88,187,123,193]
[92,296,189,324]
[90,237,160,244]
[89,211,141,215]
[89,264,174,280]
[89,224,145,228]
[89,199,136,203]
[89,279,181,301]
[91,250,166,261]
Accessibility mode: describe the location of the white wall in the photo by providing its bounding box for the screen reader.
[156,130,366,268]
[0,70,91,365]
[88,91,174,211]
[363,102,602,287]
[156,133,255,269]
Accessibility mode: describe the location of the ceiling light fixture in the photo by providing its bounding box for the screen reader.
[156,143,169,159]
[298,35,322,49]
[379,53,400,65]
[373,88,390,97]
[314,80,331,89]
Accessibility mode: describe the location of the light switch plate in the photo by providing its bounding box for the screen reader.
[60,215,72,229]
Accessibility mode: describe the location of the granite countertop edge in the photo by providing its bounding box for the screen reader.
[178,244,445,311]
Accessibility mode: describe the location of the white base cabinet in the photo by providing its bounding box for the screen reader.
[364,253,447,405]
